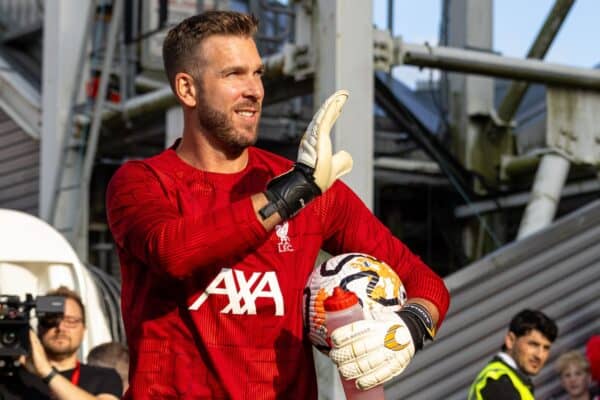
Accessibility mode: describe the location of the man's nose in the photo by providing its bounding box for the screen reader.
[243,77,264,102]
[534,347,547,360]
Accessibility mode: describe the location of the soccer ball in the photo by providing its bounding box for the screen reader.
[303,253,407,353]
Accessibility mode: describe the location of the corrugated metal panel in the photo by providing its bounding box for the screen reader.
[0,108,39,214]
[386,199,600,400]
[0,0,43,33]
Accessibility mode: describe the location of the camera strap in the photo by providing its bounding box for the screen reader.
[70,361,81,386]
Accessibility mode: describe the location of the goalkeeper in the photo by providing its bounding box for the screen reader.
[106,10,450,400]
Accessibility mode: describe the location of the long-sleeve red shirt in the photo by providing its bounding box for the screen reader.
[106,145,449,399]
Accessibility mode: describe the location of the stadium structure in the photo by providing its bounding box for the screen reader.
[0,0,598,398]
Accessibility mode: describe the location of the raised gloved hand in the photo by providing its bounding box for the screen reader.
[329,304,436,391]
[259,90,353,220]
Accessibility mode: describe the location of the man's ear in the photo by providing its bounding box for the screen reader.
[504,332,516,352]
[174,72,197,108]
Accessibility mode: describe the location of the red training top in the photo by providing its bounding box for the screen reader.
[106,144,449,400]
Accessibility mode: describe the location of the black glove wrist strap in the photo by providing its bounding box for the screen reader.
[397,303,436,351]
[259,164,321,221]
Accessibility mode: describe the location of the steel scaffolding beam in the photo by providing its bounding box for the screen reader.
[395,39,600,91]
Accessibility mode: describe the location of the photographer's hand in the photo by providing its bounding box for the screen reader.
[21,330,118,400]
[22,330,53,378]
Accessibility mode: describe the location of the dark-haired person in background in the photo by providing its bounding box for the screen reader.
[468,309,558,400]
[0,286,121,400]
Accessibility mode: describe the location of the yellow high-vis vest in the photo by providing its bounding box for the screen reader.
[468,360,534,400]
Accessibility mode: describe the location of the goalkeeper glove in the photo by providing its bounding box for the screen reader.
[259,90,353,220]
[328,303,436,390]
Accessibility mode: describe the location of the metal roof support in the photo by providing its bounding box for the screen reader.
[40,1,89,220]
[443,0,495,192]
[374,157,441,174]
[440,0,497,259]
[46,1,96,224]
[496,0,575,124]
[394,40,600,91]
[515,86,600,239]
[40,0,93,257]
[454,175,600,218]
[517,152,570,239]
[314,0,374,208]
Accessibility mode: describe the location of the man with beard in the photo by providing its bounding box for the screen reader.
[106,10,450,400]
[468,309,558,400]
[0,286,122,399]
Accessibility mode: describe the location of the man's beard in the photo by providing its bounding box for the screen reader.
[43,334,77,360]
[196,95,259,158]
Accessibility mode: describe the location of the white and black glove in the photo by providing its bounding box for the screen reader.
[329,303,436,391]
[259,90,353,220]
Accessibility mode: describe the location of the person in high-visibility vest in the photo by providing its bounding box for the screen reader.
[468,309,558,400]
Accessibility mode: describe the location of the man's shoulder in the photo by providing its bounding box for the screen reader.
[126,148,175,171]
[79,363,122,385]
[109,148,177,184]
[79,363,123,396]
[481,356,522,377]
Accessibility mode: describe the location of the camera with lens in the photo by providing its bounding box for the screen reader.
[0,294,65,376]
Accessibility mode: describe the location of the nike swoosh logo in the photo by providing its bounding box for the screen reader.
[384,324,410,351]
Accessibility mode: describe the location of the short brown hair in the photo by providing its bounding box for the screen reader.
[46,285,86,324]
[162,11,259,90]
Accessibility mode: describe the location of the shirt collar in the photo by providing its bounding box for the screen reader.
[497,351,519,370]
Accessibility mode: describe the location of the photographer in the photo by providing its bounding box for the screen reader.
[0,286,121,400]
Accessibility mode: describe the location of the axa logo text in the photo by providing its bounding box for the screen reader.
[188,268,284,316]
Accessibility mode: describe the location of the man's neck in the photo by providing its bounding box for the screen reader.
[49,354,79,371]
[176,134,249,173]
